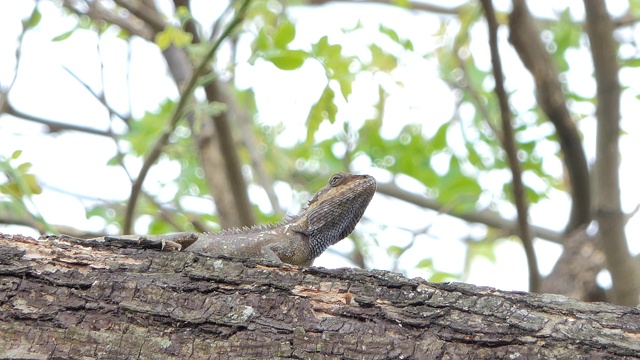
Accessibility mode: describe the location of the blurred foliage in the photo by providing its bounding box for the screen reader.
[0,151,52,233]
[5,0,640,280]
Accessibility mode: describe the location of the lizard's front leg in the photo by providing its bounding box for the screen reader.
[261,242,313,267]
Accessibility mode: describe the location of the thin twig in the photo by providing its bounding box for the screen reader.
[123,0,252,234]
[97,34,135,182]
[5,103,111,136]
[61,66,129,124]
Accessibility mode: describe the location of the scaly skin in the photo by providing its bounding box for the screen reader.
[143,173,376,266]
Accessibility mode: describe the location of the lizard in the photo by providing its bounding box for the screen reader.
[110,172,376,266]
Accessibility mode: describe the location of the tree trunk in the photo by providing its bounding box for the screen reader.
[1,233,639,359]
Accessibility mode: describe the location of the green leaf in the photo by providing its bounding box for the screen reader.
[391,0,411,8]
[274,21,296,49]
[149,219,174,234]
[342,20,364,34]
[173,29,193,48]
[155,29,172,50]
[311,36,355,99]
[155,27,193,51]
[403,39,414,52]
[387,245,405,258]
[17,162,32,173]
[306,86,337,143]
[52,30,74,42]
[86,205,115,221]
[253,29,270,52]
[438,156,481,209]
[622,58,640,68]
[117,28,131,40]
[106,155,121,166]
[468,240,497,264]
[334,73,354,100]
[175,6,192,24]
[429,271,459,282]
[379,24,400,44]
[369,44,398,72]
[378,24,413,51]
[0,183,19,197]
[264,49,308,70]
[123,100,175,156]
[25,9,41,28]
[431,122,449,151]
[416,258,434,269]
[23,174,42,195]
[11,150,22,160]
[312,36,341,59]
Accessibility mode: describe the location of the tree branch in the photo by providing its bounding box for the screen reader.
[173,0,257,228]
[0,212,104,238]
[584,0,640,306]
[376,182,563,244]
[2,233,640,358]
[481,0,539,292]
[111,0,166,32]
[508,0,591,234]
[233,88,284,217]
[3,102,112,136]
[305,0,462,15]
[62,0,154,41]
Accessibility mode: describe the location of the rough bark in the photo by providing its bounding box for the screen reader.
[1,233,640,359]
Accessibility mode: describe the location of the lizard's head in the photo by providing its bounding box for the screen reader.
[304,172,376,257]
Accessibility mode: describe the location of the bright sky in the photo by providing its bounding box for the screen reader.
[1,0,639,292]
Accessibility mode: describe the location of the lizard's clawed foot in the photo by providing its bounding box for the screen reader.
[159,239,182,251]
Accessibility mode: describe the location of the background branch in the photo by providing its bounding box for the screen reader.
[306,0,462,14]
[376,182,563,244]
[3,103,111,136]
[481,0,539,292]
[584,0,640,306]
[508,0,591,234]
[174,0,257,228]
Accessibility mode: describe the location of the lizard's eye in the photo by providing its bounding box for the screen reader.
[329,173,343,186]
